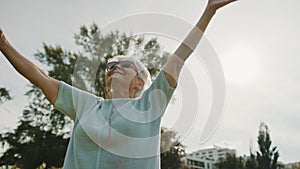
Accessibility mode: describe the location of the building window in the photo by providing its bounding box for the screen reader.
[194,161,205,167]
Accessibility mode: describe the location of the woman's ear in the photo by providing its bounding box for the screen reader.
[137,79,144,90]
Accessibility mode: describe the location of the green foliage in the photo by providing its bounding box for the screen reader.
[256,123,279,169]
[215,123,279,169]
[215,153,245,169]
[160,127,190,169]
[0,87,12,103]
[292,163,300,169]
[215,153,259,169]
[0,122,68,168]
[245,153,258,169]
[0,23,172,168]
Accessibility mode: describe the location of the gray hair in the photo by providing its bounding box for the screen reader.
[107,55,152,98]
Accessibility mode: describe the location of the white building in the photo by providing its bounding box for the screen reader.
[182,146,299,169]
[182,155,215,169]
[182,146,236,169]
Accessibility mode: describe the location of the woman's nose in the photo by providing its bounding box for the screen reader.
[115,63,123,69]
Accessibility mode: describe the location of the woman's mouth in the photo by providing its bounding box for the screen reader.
[112,71,124,76]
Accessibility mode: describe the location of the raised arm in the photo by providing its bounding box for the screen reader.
[163,0,237,87]
[0,29,60,104]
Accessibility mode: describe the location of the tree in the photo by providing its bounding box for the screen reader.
[245,153,258,169]
[292,163,300,169]
[160,127,190,169]
[0,87,12,103]
[215,153,245,169]
[214,123,279,169]
[0,23,173,168]
[256,123,279,169]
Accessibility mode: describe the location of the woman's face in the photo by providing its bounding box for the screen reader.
[105,60,140,95]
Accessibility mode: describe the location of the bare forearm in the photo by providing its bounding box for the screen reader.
[163,7,216,87]
[0,39,48,86]
[0,37,60,104]
[174,8,215,61]
[163,0,238,87]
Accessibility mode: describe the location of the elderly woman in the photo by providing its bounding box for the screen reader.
[0,0,237,168]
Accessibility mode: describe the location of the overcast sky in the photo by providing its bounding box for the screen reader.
[1,0,300,164]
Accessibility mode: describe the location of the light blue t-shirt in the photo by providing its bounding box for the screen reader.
[54,71,175,169]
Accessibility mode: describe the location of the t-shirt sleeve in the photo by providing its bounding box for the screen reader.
[143,70,175,100]
[137,70,176,121]
[54,81,102,120]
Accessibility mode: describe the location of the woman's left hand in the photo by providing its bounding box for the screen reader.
[207,0,238,12]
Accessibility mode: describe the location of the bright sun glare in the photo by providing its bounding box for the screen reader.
[222,45,260,85]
